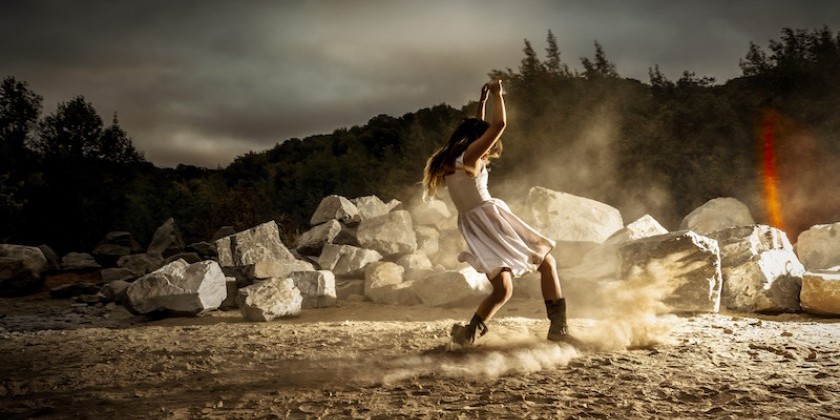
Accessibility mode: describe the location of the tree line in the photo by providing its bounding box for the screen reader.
[1,26,838,253]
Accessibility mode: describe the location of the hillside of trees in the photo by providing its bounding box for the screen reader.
[1,27,838,253]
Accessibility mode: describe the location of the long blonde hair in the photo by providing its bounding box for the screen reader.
[422,118,502,200]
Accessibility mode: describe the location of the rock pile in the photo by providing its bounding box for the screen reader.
[2,189,839,320]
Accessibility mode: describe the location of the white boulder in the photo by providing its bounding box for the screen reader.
[619,231,722,313]
[414,226,440,258]
[250,259,316,281]
[237,277,302,321]
[310,195,361,226]
[605,214,669,246]
[410,267,491,307]
[679,197,754,235]
[0,244,48,296]
[800,269,840,316]
[356,210,417,256]
[296,220,341,255]
[364,261,404,303]
[289,270,337,308]
[125,260,227,316]
[352,195,394,220]
[796,223,840,271]
[215,221,296,266]
[318,244,382,277]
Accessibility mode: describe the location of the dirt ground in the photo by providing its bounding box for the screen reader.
[1,294,839,419]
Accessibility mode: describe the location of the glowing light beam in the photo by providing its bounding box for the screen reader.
[761,111,785,232]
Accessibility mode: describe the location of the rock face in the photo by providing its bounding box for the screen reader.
[216,221,296,267]
[679,197,754,236]
[147,218,184,256]
[619,231,722,313]
[524,187,623,267]
[357,210,417,257]
[800,269,840,316]
[796,223,840,271]
[0,244,48,296]
[318,244,382,277]
[711,225,804,312]
[237,278,302,321]
[289,270,337,309]
[310,195,361,226]
[410,267,491,307]
[125,260,227,316]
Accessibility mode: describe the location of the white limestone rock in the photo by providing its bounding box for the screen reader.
[215,221,296,266]
[290,270,337,308]
[250,259,316,280]
[296,220,342,256]
[605,214,669,246]
[524,187,623,267]
[356,210,417,256]
[800,269,840,316]
[0,244,48,296]
[335,278,365,300]
[318,244,382,277]
[411,267,491,307]
[364,261,405,303]
[396,252,433,271]
[147,218,184,256]
[796,223,840,271]
[352,195,394,220]
[679,197,755,236]
[410,200,452,229]
[414,226,440,258]
[711,225,804,312]
[125,260,227,316]
[374,281,422,306]
[237,277,302,322]
[310,195,361,226]
[619,231,722,313]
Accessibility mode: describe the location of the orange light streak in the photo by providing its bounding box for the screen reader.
[761,111,785,231]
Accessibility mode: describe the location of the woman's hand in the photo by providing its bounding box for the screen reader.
[487,80,503,95]
[479,84,490,102]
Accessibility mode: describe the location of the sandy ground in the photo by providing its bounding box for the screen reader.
[1,294,839,419]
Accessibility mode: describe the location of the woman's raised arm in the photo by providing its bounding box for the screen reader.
[463,80,506,171]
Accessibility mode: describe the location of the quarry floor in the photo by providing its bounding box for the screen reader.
[1,295,839,419]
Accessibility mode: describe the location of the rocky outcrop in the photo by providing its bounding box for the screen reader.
[711,225,804,312]
[796,223,840,271]
[0,244,48,296]
[125,260,227,316]
[679,197,754,236]
[800,269,840,316]
[619,231,722,313]
[237,278,302,321]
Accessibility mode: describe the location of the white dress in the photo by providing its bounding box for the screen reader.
[444,153,555,278]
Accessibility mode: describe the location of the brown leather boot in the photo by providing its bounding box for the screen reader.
[450,314,488,346]
[545,298,569,341]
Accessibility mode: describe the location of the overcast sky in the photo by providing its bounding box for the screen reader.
[2,0,838,168]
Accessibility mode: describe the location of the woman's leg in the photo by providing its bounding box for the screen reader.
[538,253,563,301]
[475,268,513,322]
[451,269,513,346]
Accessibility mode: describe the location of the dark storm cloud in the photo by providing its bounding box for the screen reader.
[2,0,839,167]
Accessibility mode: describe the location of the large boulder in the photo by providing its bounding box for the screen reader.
[372,282,422,306]
[216,221,296,266]
[414,226,440,258]
[237,278,302,321]
[576,214,671,281]
[61,252,101,271]
[352,195,395,221]
[356,210,417,257]
[289,270,337,309]
[679,197,754,236]
[0,244,48,296]
[605,214,669,246]
[318,244,382,277]
[310,195,361,226]
[796,223,840,271]
[409,200,452,229]
[364,261,405,303]
[147,218,184,256]
[524,187,623,267]
[125,260,227,316]
[711,225,804,312]
[619,231,722,313]
[296,220,341,256]
[800,269,840,316]
[410,267,491,307]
